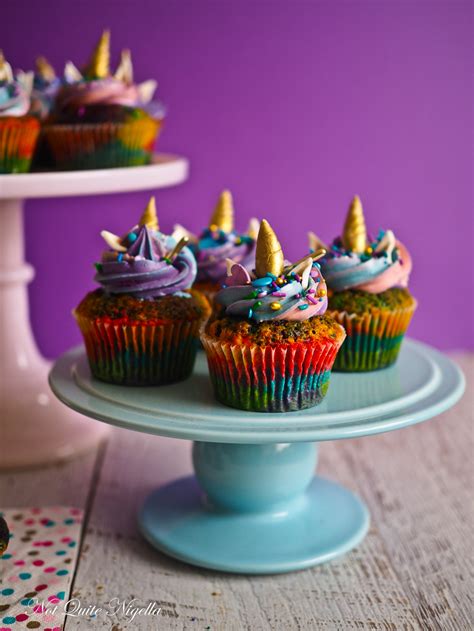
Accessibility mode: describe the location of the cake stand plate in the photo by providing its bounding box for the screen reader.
[49,340,464,574]
[0,154,188,469]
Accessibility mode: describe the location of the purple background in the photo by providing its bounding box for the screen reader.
[1,0,472,356]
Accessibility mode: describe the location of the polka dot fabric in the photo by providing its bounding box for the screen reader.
[0,507,83,630]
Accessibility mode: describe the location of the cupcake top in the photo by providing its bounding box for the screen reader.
[94,197,197,299]
[30,56,62,119]
[174,191,258,285]
[216,219,328,323]
[315,196,412,294]
[53,31,165,121]
[0,52,33,117]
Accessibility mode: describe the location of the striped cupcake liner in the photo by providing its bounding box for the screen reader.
[201,333,345,412]
[43,118,162,170]
[75,313,201,385]
[0,117,40,173]
[327,302,417,372]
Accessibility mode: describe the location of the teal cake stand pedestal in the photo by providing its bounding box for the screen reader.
[49,339,464,574]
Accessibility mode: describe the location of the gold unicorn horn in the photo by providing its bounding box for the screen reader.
[139,196,159,231]
[342,195,367,253]
[255,219,284,277]
[209,190,234,233]
[0,51,13,82]
[85,30,110,79]
[114,49,133,84]
[36,56,56,81]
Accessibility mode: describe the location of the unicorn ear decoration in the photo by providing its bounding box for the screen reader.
[16,70,34,96]
[225,259,251,286]
[172,224,198,244]
[85,30,110,79]
[255,219,284,278]
[209,190,234,233]
[308,231,327,253]
[139,196,159,232]
[35,56,56,81]
[0,51,13,82]
[64,61,82,83]
[100,230,127,252]
[137,79,157,104]
[247,217,260,240]
[114,49,133,84]
[342,195,367,253]
[375,229,396,258]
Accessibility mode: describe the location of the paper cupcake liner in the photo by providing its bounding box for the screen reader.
[75,313,201,385]
[201,333,344,412]
[327,302,417,372]
[31,129,55,170]
[0,116,40,173]
[43,118,162,170]
[193,282,220,336]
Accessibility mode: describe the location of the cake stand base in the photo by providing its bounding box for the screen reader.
[0,199,109,470]
[1,360,110,470]
[139,442,369,574]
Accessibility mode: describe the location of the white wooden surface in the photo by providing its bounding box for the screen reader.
[1,354,472,631]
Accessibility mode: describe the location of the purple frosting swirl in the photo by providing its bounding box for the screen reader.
[95,225,197,299]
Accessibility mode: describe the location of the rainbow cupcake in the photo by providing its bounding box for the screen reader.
[75,197,209,385]
[30,57,62,120]
[201,220,346,412]
[30,57,62,169]
[315,195,417,372]
[0,52,39,173]
[44,31,165,170]
[174,190,258,305]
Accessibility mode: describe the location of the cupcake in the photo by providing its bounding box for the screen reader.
[75,197,209,385]
[174,190,258,304]
[315,195,417,372]
[201,220,346,412]
[44,31,165,170]
[30,57,62,169]
[0,52,39,173]
[30,57,62,120]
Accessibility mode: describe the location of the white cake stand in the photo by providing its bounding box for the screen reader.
[0,154,188,469]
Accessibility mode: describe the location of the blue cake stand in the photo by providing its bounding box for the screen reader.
[49,339,464,574]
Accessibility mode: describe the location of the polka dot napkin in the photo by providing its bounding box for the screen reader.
[0,507,83,631]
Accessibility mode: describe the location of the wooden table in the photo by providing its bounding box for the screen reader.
[1,354,472,630]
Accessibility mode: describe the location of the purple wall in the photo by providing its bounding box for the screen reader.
[1,0,472,356]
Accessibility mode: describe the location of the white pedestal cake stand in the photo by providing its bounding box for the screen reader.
[49,339,464,574]
[0,154,188,469]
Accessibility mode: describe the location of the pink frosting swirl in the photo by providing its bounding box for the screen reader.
[55,78,141,109]
[349,241,412,293]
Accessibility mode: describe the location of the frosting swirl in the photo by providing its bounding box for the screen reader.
[0,77,32,117]
[192,229,256,284]
[57,78,140,108]
[216,261,328,323]
[321,231,412,293]
[53,76,166,121]
[95,225,196,299]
